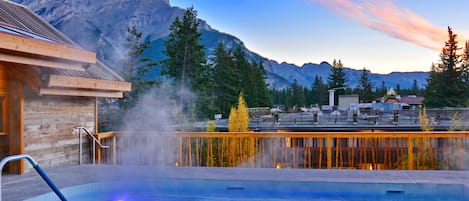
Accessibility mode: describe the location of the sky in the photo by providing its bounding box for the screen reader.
[170,0,469,74]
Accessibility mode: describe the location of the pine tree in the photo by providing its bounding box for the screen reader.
[119,26,158,110]
[311,75,328,106]
[425,27,466,107]
[358,68,374,103]
[376,81,387,98]
[411,80,419,95]
[212,41,239,117]
[253,60,272,107]
[233,46,253,103]
[327,59,347,105]
[461,41,469,106]
[162,7,209,118]
[102,25,157,131]
[289,79,305,109]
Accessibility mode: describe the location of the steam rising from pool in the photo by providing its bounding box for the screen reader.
[116,89,183,166]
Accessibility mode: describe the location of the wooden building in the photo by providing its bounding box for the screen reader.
[0,1,130,174]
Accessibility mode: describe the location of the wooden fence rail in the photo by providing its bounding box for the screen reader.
[94,131,469,170]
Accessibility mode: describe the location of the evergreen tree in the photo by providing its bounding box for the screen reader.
[289,79,305,109]
[102,25,158,131]
[462,41,469,106]
[162,7,210,118]
[211,41,239,117]
[210,44,271,116]
[425,27,466,107]
[327,59,347,105]
[304,87,312,107]
[233,46,253,103]
[254,60,272,107]
[376,81,387,98]
[396,84,401,94]
[411,80,419,95]
[358,68,374,103]
[248,60,271,107]
[270,89,287,106]
[231,46,272,108]
[311,75,328,106]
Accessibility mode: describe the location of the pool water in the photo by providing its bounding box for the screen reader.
[25,179,469,201]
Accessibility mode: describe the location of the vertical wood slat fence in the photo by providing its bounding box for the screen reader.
[94,131,469,170]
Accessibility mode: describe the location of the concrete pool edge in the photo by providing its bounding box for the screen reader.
[3,165,469,200]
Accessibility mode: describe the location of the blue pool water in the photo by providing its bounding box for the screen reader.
[25,179,469,201]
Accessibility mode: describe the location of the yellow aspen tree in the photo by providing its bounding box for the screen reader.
[418,107,433,169]
[418,107,433,131]
[228,93,250,132]
[228,106,238,132]
[206,121,217,132]
[236,93,249,132]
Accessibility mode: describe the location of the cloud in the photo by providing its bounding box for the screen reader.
[311,0,465,51]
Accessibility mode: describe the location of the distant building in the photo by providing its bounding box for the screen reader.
[400,95,425,109]
[383,88,399,103]
[338,94,359,110]
[380,88,424,110]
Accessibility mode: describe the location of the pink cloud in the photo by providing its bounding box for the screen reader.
[311,0,465,51]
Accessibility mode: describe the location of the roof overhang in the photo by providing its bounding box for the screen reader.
[41,74,131,98]
[0,32,131,98]
[0,31,96,63]
[47,74,131,92]
[6,64,131,98]
[0,51,86,71]
[0,4,130,99]
[39,88,125,98]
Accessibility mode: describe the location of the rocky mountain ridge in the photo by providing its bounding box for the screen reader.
[13,0,429,89]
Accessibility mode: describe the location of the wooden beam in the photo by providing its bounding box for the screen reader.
[17,80,24,174]
[7,65,41,92]
[408,137,413,170]
[0,52,85,71]
[48,74,131,91]
[8,79,24,174]
[0,31,96,64]
[39,88,123,98]
[95,98,98,133]
[326,136,332,169]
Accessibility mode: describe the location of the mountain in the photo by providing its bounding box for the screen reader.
[13,0,428,90]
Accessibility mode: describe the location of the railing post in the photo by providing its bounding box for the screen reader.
[112,135,117,165]
[76,127,110,165]
[92,140,96,164]
[79,128,83,165]
[177,135,182,166]
[408,136,413,170]
[249,134,255,168]
[327,136,332,169]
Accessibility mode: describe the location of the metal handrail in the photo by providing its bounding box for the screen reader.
[0,154,67,201]
[76,127,109,165]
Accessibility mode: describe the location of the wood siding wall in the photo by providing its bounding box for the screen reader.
[23,87,95,170]
[0,64,8,163]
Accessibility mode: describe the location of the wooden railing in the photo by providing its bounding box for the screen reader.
[94,131,469,170]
